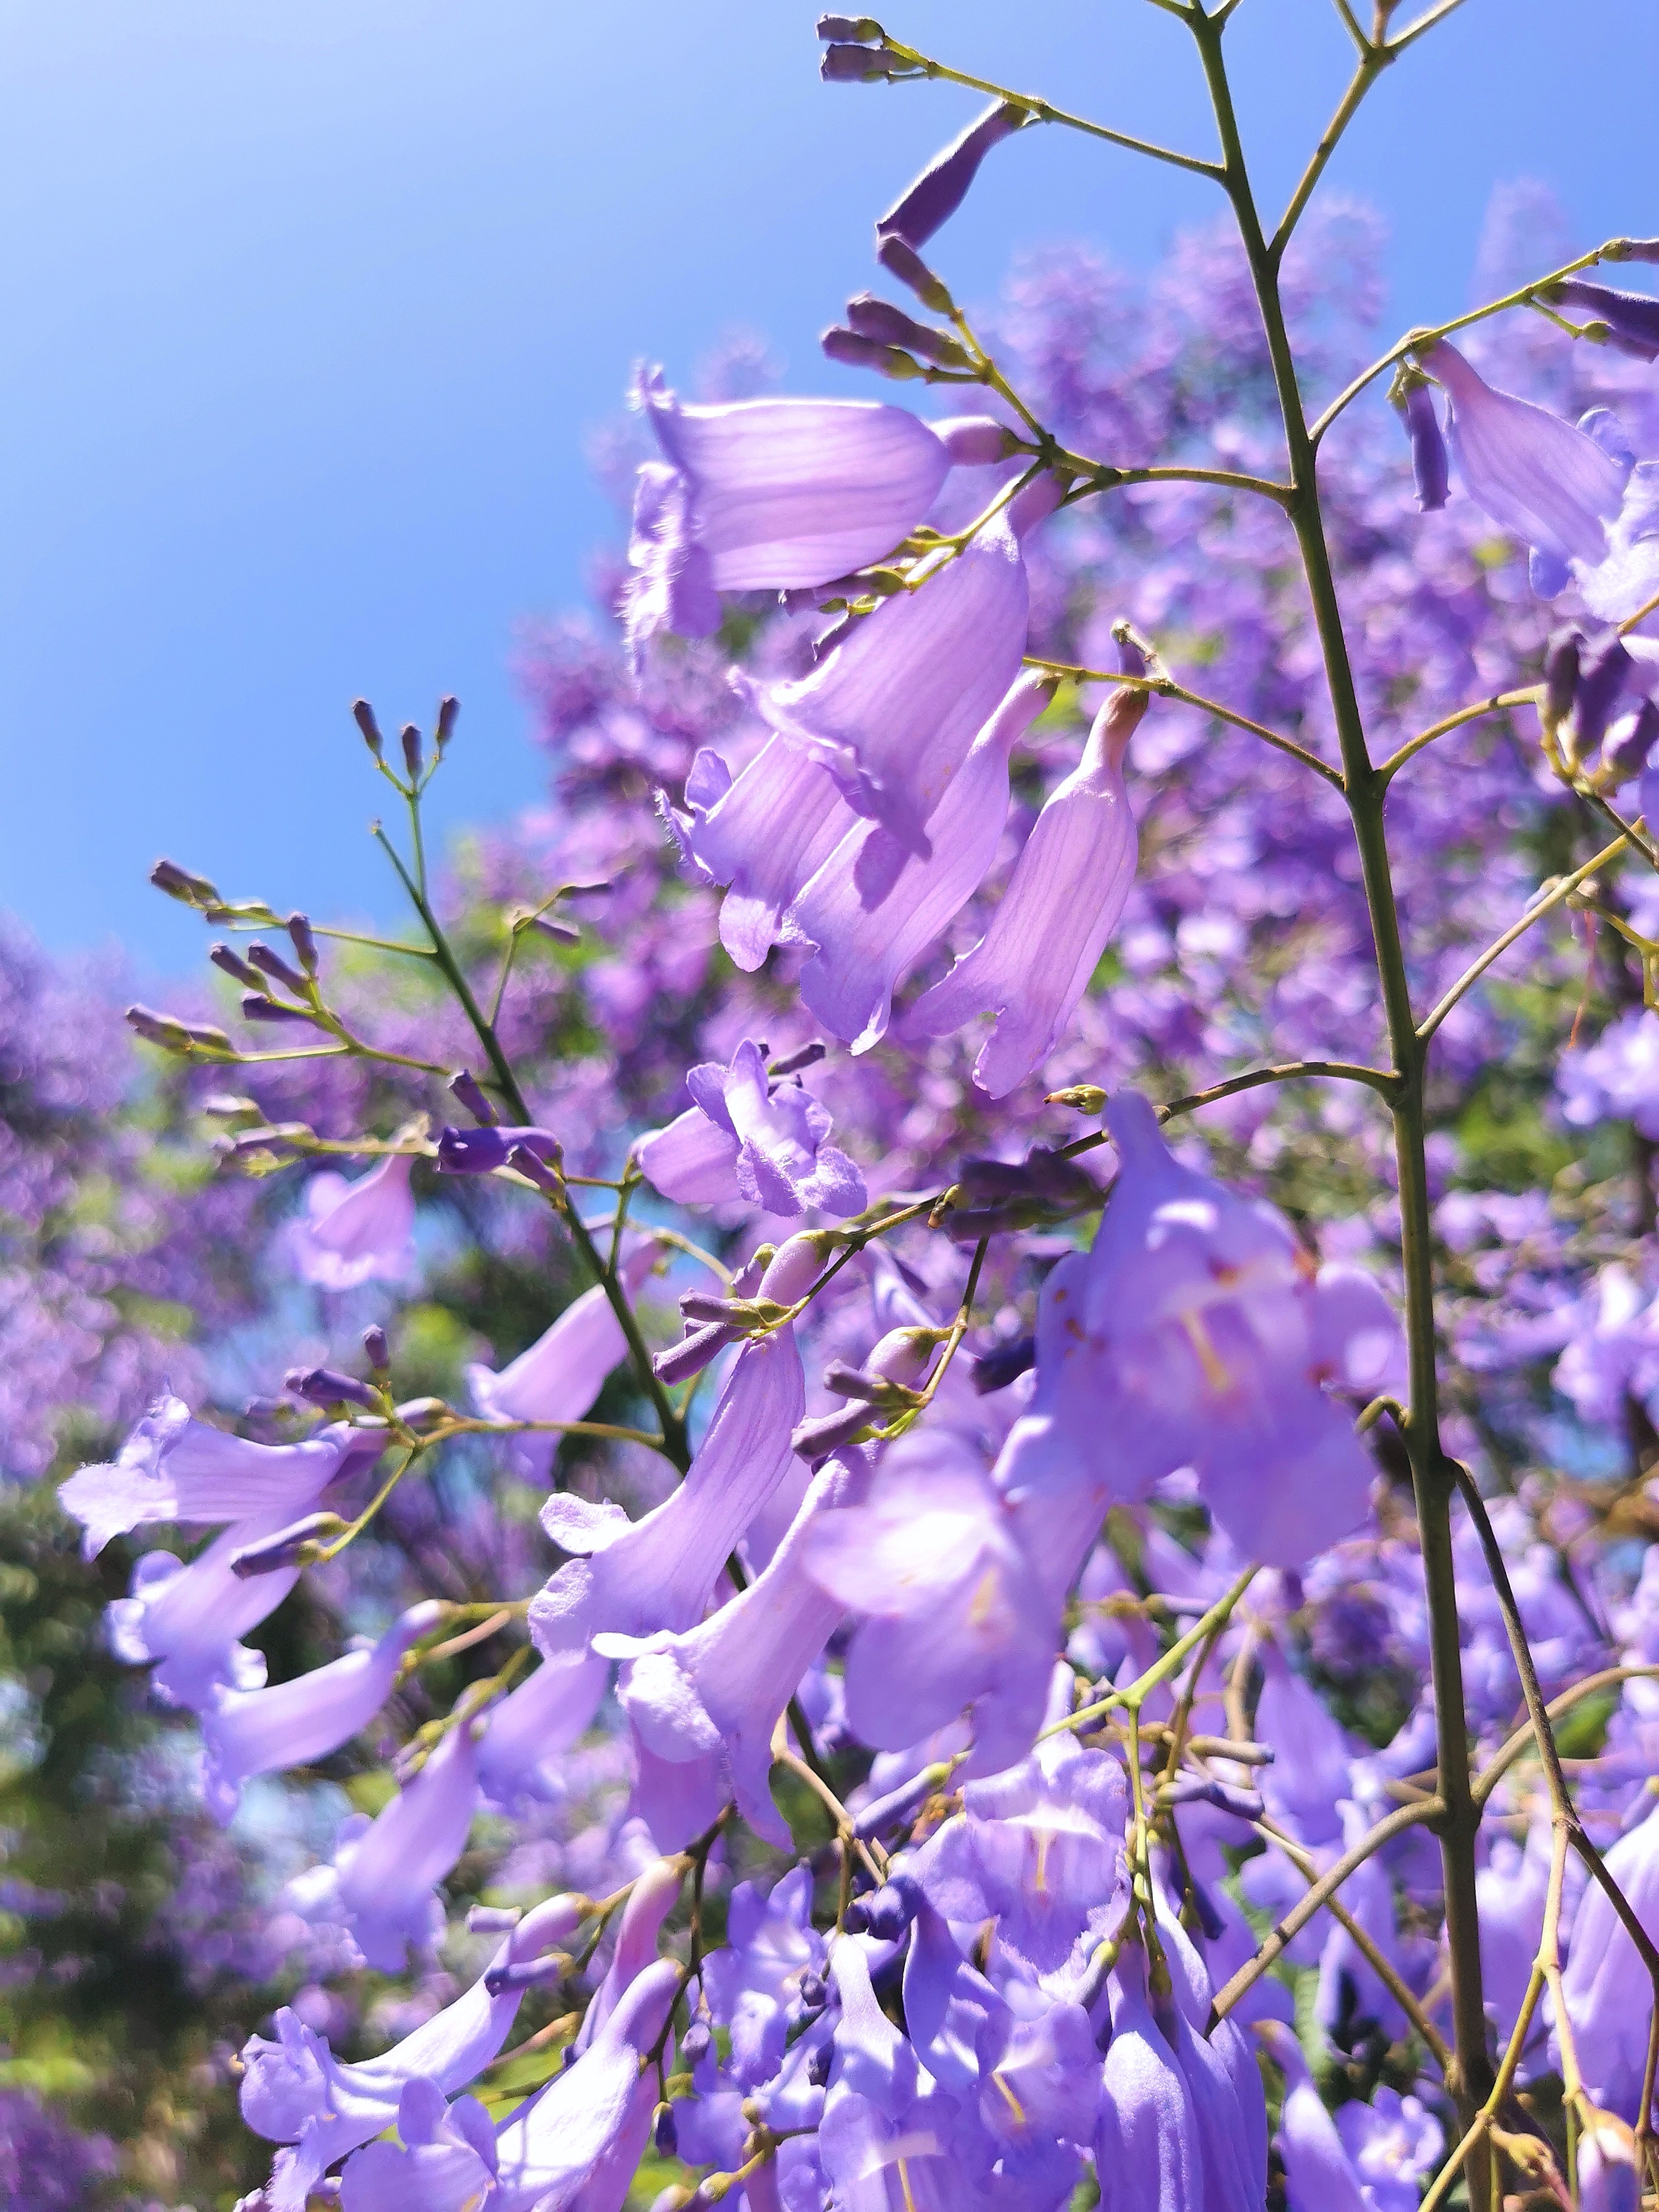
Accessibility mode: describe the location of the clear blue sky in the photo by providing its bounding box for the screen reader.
[2,0,1654,965]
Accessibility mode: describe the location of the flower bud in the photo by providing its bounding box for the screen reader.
[821,326,926,380]
[679,2017,711,2068]
[126,1004,192,1051]
[768,1039,826,1076]
[362,1324,390,1373]
[820,41,910,81]
[434,694,460,757]
[1545,277,1659,363]
[508,1141,565,1196]
[183,1022,233,1053]
[876,99,1028,252]
[1398,381,1449,512]
[150,858,220,907]
[210,943,261,987]
[229,1512,349,1579]
[791,1404,874,1459]
[652,2103,678,2157]
[241,994,324,1027]
[655,1321,740,1384]
[876,236,955,315]
[1605,238,1659,264]
[287,913,320,975]
[400,723,424,781]
[845,293,973,369]
[971,1333,1036,1394]
[352,698,384,758]
[1606,697,1659,785]
[817,11,884,35]
[1544,626,1584,728]
[447,1068,500,1127]
[285,1364,380,1411]
[247,940,311,996]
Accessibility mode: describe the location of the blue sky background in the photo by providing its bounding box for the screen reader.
[2,0,1654,967]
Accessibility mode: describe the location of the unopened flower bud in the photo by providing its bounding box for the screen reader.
[820,39,908,81]
[241,994,324,1027]
[1606,697,1659,785]
[876,99,1028,253]
[437,1124,563,1176]
[210,943,261,987]
[971,1333,1037,1393]
[401,722,424,781]
[655,1321,740,1384]
[434,694,460,757]
[183,1022,233,1053]
[652,2103,678,2157]
[1576,633,1635,753]
[822,326,925,380]
[126,1004,192,1051]
[1397,381,1449,512]
[797,1969,828,2011]
[285,1364,380,1411]
[1544,626,1584,728]
[768,1039,826,1076]
[468,1905,522,1933]
[791,1404,874,1459]
[229,1512,349,1579]
[362,1324,390,1373]
[1045,1084,1108,1113]
[679,1290,755,1326]
[352,698,384,758]
[287,913,320,974]
[150,858,220,907]
[816,11,884,35]
[1605,238,1659,264]
[484,1953,569,1997]
[508,1141,565,1196]
[853,1760,953,1839]
[1545,277,1659,364]
[876,235,955,315]
[247,941,311,996]
[448,1069,500,1127]
[845,293,973,369]
[679,2017,712,2068]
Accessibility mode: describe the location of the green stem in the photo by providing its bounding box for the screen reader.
[1185,0,1493,2154]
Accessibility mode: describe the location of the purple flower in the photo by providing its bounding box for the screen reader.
[107,1512,321,1713]
[702,1865,826,2089]
[287,1723,480,1974]
[198,1600,443,1825]
[1094,1945,1207,2211]
[635,1040,865,1217]
[284,1152,417,1292]
[239,1892,586,2212]
[597,1449,872,1849]
[905,679,1148,1095]
[1398,382,1449,512]
[625,366,997,663]
[1258,2020,1369,2212]
[789,672,1053,1052]
[1420,340,1628,574]
[57,1391,358,1558]
[529,1240,820,1660]
[802,1444,1061,1778]
[1560,1796,1659,2122]
[994,1094,1396,1568]
[1333,2086,1446,2212]
[1580,462,1659,626]
[1547,277,1659,362]
[876,99,1028,252]
[474,1648,609,1811]
[734,484,1056,861]
[466,1239,659,1481]
[337,2081,497,2212]
[1578,2113,1641,2212]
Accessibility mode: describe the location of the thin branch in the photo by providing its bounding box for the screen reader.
[1270,47,1388,261]
[1378,687,1541,783]
[1023,659,1346,789]
[1158,1057,1401,1115]
[1384,0,1472,53]
[1329,0,1370,49]
[1474,1663,1659,1808]
[1416,832,1629,1044]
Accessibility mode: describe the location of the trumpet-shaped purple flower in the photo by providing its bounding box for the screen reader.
[530,1242,818,1660]
[905,679,1147,1095]
[1580,462,1659,627]
[736,487,1056,860]
[1560,1797,1659,2122]
[666,736,861,973]
[1258,2020,1367,2212]
[287,1723,480,1973]
[1333,2088,1446,2212]
[625,366,999,661]
[1578,2113,1642,2212]
[474,1647,609,1811]
[636,1039,865,1217]
[466,1239,659,1481]
[337,2080,497,2212]
[199,1600,443,1825]
[702,1865,826,2088]
[789,672,1053,1052]
[597,1449,871,1849]
[107,1509,321,1713]
[284,1151,418,1292]
[239,1892,585,2212]
[876,100,1028,252]
[1095,1946,1207,2211]
[975,1997,1099,2182]
[994,1094,1396,1567]
[802,1445,1061,1778]
[1421,340,1627,575]
[58,1391,358,1558]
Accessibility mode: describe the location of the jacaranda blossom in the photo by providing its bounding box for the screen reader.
[284,1151,418,1292]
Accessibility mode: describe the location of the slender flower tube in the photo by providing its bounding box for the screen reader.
[736,483,1057,861]
[466,1239,660,1481]
[1547,278,1659,363]
[905,679,1147,1095]
[1398,382,1449,512]
[109,1509,319,1713]
[199,1601,444,1825]
[284,1152,418,1292]
[597,1449,873,1848]
[287,1723,480,1974]
[1095,1946,1209,2210]
[876,100,1028,252]
[1257,2020,1368,2212]
[238,1892,585,2212]
[474,1648,609,1811]
[789,672,1054,1051]
[1419,340,1627,573]
[1560,1796,1659,2120]
[529,1238,820,1660]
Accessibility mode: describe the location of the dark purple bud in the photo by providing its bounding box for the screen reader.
[468,1905,522,1933]
[182,1022,233,1053]
[1546,278,1659,364]
[820,40,910,82]
[845,293,972,369]
[507,1141,565,1196]
[435,1124,562,1176]
[876,99,1028,252]
[1399,382,1449,512]
[1160,1774,1265,1821]
[1544,626,1584,726]
[286,1365,380,1411]
[769,1039,826,1076]
[791,1404,874,1460]
[448,1068,500,1127]
[951,1147,1101,1237]
[126,1004,192,1050]
[434,695,460,757]
[287,913,320,975]
[210,943,261,987]
[678,1291,755,1326]
[652,2103,678,2158]
[1606,697,1659,785]
[860,1880,919,1942]
[247,940,312,996]
[971,1333,1037,1394]
[853,1761,950,1839]
[816,11,883,35]
[484,1954,566,1997]
[808,2038,833,2087]
[241,993,324,1027]
[842,1894,872,1936]
[400,723,424,780]
[821,1360,887,1403]
[876,236,955,316]
[654,1321,740,1384]
[362,1324,390,1373]
[822,326,925,381]
[1185,1874,1227,1943]
[679,2018,711,2068]
[352,698,384,758]
[229,1511,349,1578]
[150,858,220,906]
[1576,633,1635,752]
[797,1969,828,2011]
